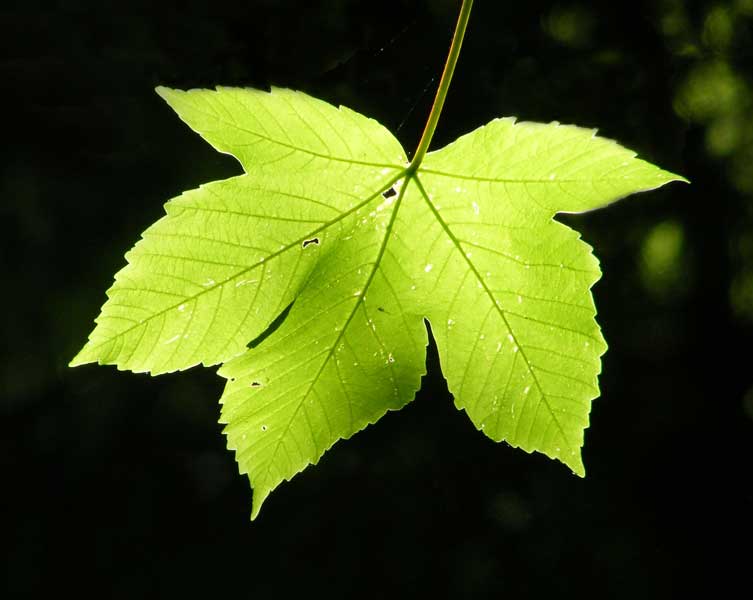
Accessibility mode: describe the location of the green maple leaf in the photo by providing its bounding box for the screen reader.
[70,85,684,517]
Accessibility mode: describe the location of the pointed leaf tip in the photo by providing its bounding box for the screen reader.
[568,454,586,478]
[250,488,269,521]
[155,85,172,100]
[69,343,96,368]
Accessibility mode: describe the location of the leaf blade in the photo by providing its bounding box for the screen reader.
[72,86,687,516]
[156,86,406,170]
[71,163,404,374]
[218,181,428,518]
[402,119,684,473]
[421,118,687,213]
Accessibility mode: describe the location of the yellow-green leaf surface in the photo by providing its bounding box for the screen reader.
[72,87,685,518]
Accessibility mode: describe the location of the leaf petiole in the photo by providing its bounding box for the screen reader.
[408,0,474,172]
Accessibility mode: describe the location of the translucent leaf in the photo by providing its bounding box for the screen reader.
[72,87,685,517]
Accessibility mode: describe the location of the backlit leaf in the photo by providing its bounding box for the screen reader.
[72,86,685,518]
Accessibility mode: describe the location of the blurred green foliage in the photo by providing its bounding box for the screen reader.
[543,6,595,47]
[662,0,753,319]
[640,220,690,301]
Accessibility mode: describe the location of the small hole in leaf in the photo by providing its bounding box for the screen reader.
[382,186,397,198]
[302,237,320,248]
[250,381,262,388]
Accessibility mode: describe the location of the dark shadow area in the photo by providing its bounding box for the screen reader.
[246,301,294,349]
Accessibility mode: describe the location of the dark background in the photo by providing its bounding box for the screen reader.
[2,0,751,597]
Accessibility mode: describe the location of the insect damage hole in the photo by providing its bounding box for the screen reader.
[250,381,262,388]
[382,186,397,198]
[302,237,320,248]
